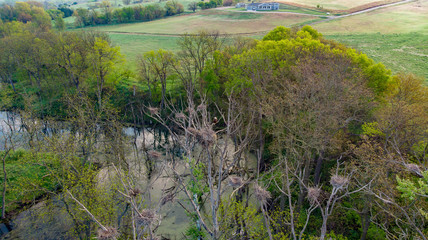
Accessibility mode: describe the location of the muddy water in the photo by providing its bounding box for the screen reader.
[0,112,258,239]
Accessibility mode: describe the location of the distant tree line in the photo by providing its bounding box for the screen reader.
[0,1,51,31]
[73,0,184,27]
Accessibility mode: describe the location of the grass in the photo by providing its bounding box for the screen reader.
[79,0,426,82]
[277,3,327,14]
[88,9,319,34]
[112,31,428,82]
[109,33,180,61]
[326,33,428,80]
[314,1,428,34]
[102,9,316,65]
[314,0,428,81]
[273,0,397,10]
[229,4,326,15]
[64,16,77,29]
[198,10,263,20]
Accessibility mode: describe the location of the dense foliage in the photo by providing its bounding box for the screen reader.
[0,1,51,31]
[0,13,427,240]
[197,0,223,10]
[74,0,184,27]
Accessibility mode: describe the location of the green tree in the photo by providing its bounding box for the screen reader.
[88,37,122,108]
[138,49,175,109]
[165,0,184,16]
[0,37,18,92]
[262,25,291,41]
[100,0,112,23]
[54,14,65,31]
[188,2,198,12]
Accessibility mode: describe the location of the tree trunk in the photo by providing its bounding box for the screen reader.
[8,75,16,93]
[161,80,166,110]
[296,155,312,213]
[360,196,371,240]
[320,217,327,240]
[314,152,324,185]
[2,153,7,219]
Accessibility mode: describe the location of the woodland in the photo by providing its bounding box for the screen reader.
[0,2,427,239]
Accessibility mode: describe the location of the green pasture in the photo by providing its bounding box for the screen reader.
[326,33,428,81]
[64,16,77,29]
[109,33,180,60]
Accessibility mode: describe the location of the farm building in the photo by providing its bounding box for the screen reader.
[246,2,279,11]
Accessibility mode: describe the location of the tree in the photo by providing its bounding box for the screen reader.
[229,31,375,210]
[58,7,74,18]
[138,49,174,109]
[0,37,18,92]
[74,8,91,27]
[46,9,63,20]
[123,0,131,5]
[54,14,65,31]
[165,0,184,16]
[88,37,122,108]
[175,30,223,97]
[0,117,14,219]
[353,74,428,239]
[100,0,112,23]
[262,25,291,41]
[188,2,198,12]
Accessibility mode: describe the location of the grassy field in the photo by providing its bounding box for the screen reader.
[278,3,327,14]
[89,9,319,34]
[314,0,428,34]
[109,34,180,60]
[273,0,398,10]
[94,0,427,82]
[326,33,428,80]
[230,4,327,15]
[99,9,317,64]
[111,32,428,81]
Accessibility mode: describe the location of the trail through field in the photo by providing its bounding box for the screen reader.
[332,0,414,18]
[234,0,415,22]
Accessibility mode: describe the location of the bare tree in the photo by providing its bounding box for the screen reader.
[175,30,224,97]
[147,86,262,239]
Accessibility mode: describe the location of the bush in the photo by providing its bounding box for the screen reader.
[223,0,233,6]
